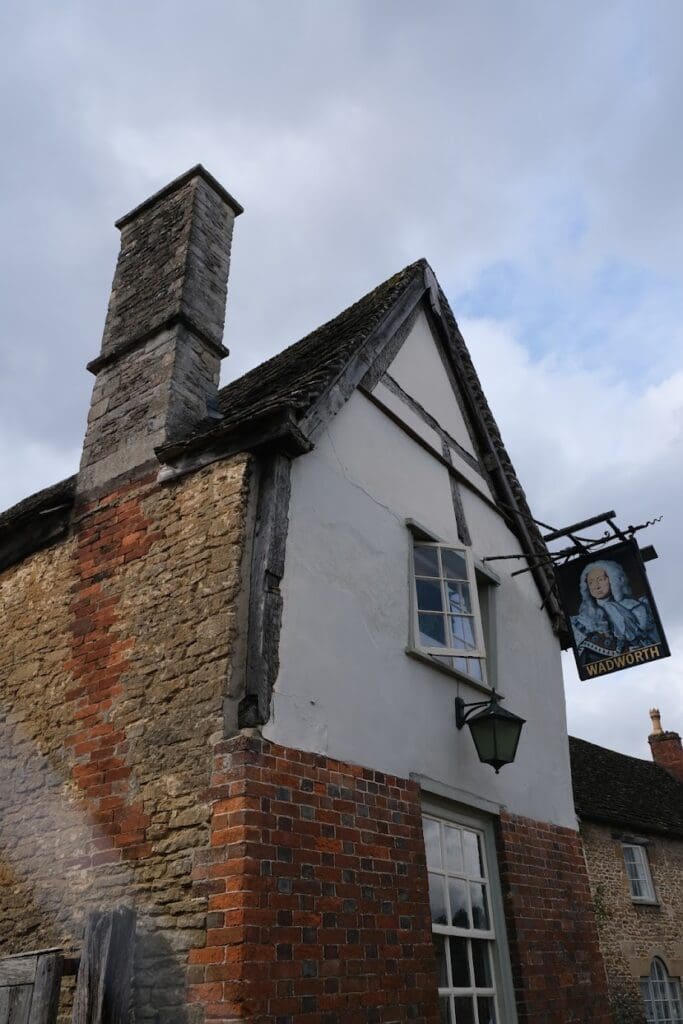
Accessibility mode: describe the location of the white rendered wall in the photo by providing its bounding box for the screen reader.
[264,319,576,829]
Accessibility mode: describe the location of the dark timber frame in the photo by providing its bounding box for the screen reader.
[236,262,564,725]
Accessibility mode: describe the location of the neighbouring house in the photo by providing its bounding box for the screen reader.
[0,166,615,1024]
[569,712,683,1024]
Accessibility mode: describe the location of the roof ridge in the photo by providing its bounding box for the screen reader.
[569,734,661,767]
[217,258,428,402]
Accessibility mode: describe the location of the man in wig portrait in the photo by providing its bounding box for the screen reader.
[570,559,662,668]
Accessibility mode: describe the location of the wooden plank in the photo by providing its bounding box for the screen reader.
[5,986,32,1024]
[0,961,37,988]
[240,453,292,727]
[28,955,62,1024]
[72,908,135,1024]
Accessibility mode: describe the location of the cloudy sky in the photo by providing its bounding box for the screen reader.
[1,1,681,758]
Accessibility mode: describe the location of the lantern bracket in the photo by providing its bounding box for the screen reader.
[455,691,502,729]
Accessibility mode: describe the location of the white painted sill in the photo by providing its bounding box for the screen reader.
[405,645,502,697]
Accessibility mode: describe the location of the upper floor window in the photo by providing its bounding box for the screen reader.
[412,541,487,682]
[622,842,656,903]
[640,958,683,1023]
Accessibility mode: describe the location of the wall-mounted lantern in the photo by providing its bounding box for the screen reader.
[455,690,525,773]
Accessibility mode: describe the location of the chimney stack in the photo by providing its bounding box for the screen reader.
[78,166,243,496]
[648,708,683,782]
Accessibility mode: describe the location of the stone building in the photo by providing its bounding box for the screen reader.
[569,712,683,1024]
[0,167,614,1024]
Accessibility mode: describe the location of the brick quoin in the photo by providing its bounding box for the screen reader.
[64,477,160,868]
[496,811,614,1024]
[188,734,441,1024]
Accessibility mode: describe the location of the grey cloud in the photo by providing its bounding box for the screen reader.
[2,1,683,755]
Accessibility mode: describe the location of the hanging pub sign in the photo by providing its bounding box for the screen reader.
[557,540,670,680]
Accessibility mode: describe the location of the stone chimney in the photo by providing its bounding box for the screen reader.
[78,166,243,496]
[648,708,683,782]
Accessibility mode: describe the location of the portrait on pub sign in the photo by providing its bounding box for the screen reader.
[557,540,670,680]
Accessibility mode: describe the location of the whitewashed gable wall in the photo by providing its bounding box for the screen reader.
[264,308,576,829]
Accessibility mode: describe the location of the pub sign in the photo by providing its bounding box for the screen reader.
[557,540,670,680]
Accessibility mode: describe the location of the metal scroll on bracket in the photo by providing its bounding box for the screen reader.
[483,509,662,579]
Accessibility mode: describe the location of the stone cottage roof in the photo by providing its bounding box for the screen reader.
[569,735,683,839]
[0,258,563,638]
[0,262,422,539]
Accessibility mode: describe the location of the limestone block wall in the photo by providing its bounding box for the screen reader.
[0,455,251,1023]
[580,821,683,1024]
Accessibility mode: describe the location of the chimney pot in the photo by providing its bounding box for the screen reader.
[648,708,683,782]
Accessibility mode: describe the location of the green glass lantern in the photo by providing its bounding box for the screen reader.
[455,690,525,773]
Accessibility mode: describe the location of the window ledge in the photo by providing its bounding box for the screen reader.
[631,899,660,908]
[405,646,502,697]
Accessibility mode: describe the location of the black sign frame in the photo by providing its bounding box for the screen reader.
[557,540,670,680]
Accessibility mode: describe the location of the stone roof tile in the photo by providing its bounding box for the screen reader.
[569,735,683,838]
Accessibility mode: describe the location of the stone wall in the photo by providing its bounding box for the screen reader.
[580,821,683,1024]
[0,455,251,1023]
[496,811,614,1024]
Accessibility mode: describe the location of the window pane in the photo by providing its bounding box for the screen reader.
[470,884,490,930]
[429,873,449,925]
[631,877,645,899]
[442,548,468,580]
[444,826,464,873]
[449,877,469,928]
[448,936,470,987]
[417,578,444,611]
[453,997,475,1024]
[447,581,472,614]
[424,817,442,869]
[420,613,447,648]
[467,658,483,681]
[439,997,452,1024]
[434,933,449,988]
[450,615,477,650]
[623,846,637,868]
[471,940,493,988]
[477,997,497,1023]
[463,831,483,876]
[415,545,440,577]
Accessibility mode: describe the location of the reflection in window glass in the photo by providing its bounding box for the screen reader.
[444,826,463,873]
[424,817,442,869]
[414,545,440,577]
[623,843,656,902]
[423,815,499,1024]
[412,542,487,684]
[454,997,475,1024]
[641,958,683,1023]
[449,937,469,987]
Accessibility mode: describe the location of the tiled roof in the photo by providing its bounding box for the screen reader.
[165,259,428,452]
[0,475,76,536]
[569,735,683,838]
[0,262,425,527]
[0,255,561,636]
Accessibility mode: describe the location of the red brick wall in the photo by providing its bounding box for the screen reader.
[188,735,441,1024]
[497,811,614,1024]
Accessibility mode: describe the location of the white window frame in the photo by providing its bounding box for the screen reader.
[622,842,657,903]
[641,958,683,1023]
[410,534,489,685]
[422,799,518,1024]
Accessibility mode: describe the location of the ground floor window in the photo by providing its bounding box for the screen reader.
[641,958,683,1023]
[423,812,500,1024]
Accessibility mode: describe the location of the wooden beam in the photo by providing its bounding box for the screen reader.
[72,908,135,1024]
